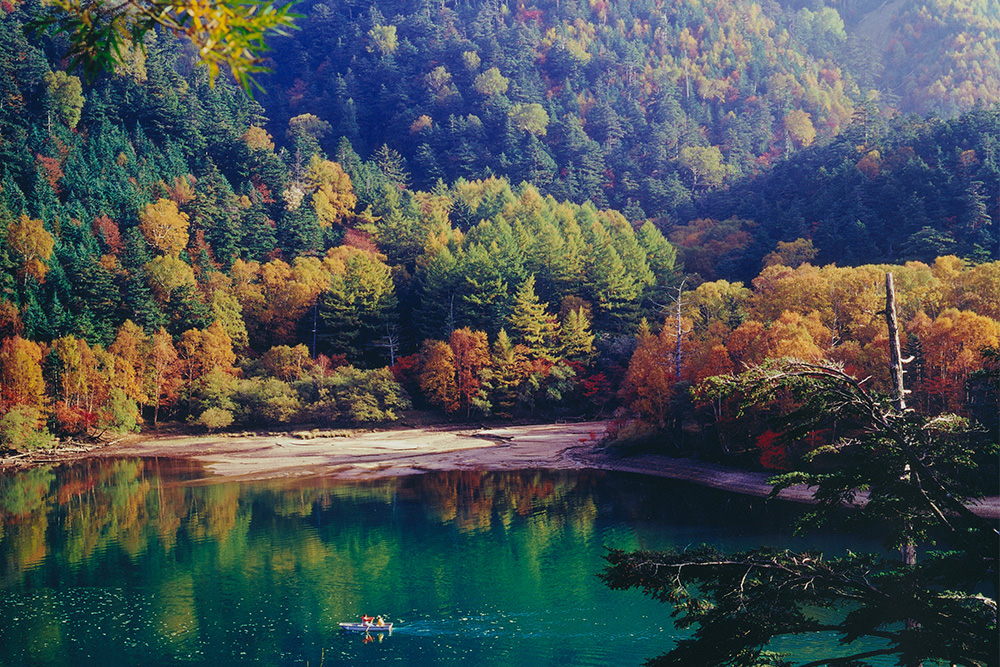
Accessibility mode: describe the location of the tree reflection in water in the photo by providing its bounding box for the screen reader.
[0,458,869,666]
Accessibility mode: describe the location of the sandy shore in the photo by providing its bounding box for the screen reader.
[13,420,1000,519]
[85,421,611,480]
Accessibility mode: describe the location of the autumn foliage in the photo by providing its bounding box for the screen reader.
[0,0,997,458]
[620,257,1000,465]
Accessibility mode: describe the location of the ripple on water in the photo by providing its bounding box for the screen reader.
[1,469,895,666]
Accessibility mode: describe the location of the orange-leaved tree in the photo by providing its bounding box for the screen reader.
[619,319,676,429]
[910,308,1000,413]
[238,256,333,349]
[449,327,491,417]
[148,328,180,425]
[419,339,459,414]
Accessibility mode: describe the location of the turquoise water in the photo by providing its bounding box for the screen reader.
[0,459,891,665]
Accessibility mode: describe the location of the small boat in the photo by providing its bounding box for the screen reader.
[339,621,393,633]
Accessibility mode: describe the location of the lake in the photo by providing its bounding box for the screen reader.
[0,458,892,665]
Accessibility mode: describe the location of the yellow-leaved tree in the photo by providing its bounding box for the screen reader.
[6,214,54,284]
[139,198,190,256]
[784,109,816,148]
[108,320,150,405]
[0,336,53,451]
[148,328,180,425]
[177,321,237,384]
[0,336,46,413]
[304,156,357,227]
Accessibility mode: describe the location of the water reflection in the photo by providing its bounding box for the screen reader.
[0,459,886,666]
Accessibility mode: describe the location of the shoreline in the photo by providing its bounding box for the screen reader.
[4,420,998,519]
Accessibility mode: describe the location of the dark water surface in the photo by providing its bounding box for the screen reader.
[0,459,892,665]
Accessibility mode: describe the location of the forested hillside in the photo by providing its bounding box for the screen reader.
[1,5,993,665]
[0,0,997,455]
[0,1,675,442]
[257,0,1000,221]
[260,0,860,217]
[691,105,1000,278]
[840,0,1000,115]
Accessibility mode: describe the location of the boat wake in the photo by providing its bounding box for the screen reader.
[380,611,663,641]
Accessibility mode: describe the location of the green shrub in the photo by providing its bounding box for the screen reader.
[333,367,411,423]
[233,376,302,425]
[194,407,234,431]
[0,406,56,452]
[98,388,141,433]
[186,368,238,417]
[295,366,410,425]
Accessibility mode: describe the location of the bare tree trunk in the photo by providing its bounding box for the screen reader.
[886,273,906,414]
[375,324,400,366]
[886,273,916,563]
[311,301,319,358]
[669,280,690,439]
[887,273,920,665]
[674,280,685,382]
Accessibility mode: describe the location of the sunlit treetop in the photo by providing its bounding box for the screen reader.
[36,0,298,91]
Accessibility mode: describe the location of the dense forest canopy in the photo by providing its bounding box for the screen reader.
[694,104,1000,277]
[0,0,995,452]
[256,0,1000,222]
[0,4,995,665]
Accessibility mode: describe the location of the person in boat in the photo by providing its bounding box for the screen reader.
[361,614,374,625]
[375,615,385,627]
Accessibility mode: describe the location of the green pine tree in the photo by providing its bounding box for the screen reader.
[507,274,560,360]
[560,306,595,363]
